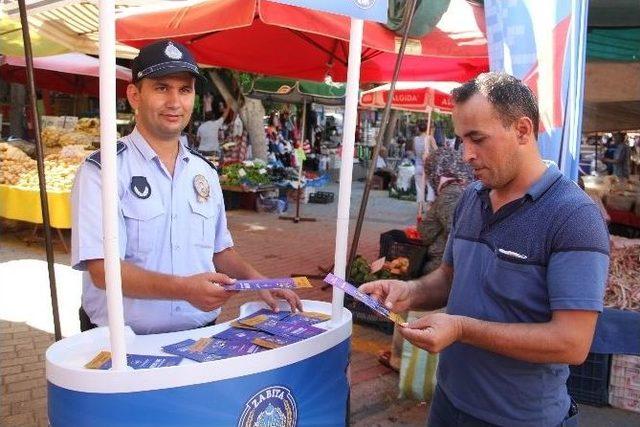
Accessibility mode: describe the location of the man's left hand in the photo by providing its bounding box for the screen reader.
[399,313,464,353]
[258,289,303,313]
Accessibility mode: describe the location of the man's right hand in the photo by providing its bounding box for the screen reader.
[359,280,415,313]
[182,272,236,312]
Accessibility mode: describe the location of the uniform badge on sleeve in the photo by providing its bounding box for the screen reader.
[130,176,151,199]
[193,174,210,203]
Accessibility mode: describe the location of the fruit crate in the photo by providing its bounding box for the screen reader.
[379,230,427,279]
[609,354,640,413]
[567,353,611,406]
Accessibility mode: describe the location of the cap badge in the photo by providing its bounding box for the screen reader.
[165,42,183,60]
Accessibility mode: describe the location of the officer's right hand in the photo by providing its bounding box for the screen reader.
[183,272,236,312]
[359,280,415,313]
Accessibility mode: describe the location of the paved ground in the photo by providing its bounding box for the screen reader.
[1,181,639,426]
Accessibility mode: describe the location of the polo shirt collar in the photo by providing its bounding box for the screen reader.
[473,162,562,201]
[525,163,562,201]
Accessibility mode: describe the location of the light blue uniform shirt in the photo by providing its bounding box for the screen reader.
[71,128,234,334]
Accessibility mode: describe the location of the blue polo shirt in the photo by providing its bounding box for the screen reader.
[439,164,609,427]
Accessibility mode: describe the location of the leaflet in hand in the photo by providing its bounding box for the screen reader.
[85,350,183,370]
[323,273,406,325]
[224,276,312,291]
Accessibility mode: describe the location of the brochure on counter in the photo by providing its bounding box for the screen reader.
[85,309,331,370]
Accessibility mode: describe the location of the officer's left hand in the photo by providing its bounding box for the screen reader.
[399,313,464,353]
[258,289,303,313]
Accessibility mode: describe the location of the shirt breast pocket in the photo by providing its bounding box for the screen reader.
[189,199,216,249]
[121,196,165,255]
[485,256,547,319]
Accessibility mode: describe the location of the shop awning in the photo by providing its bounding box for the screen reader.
[115,0,489,83]
[587,28,640,62]
[242,77,346,106]
[1,0,155,58]
[0,17,70,57]
[0,53,131,97]
[360,81,459,112]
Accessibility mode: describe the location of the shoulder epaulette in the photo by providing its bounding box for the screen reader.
[86,141,127,169]
[186,146,218,172]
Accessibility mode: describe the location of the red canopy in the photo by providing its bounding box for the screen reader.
[360,81,459,112]
[0,53,131,97]
[116,0,488,83]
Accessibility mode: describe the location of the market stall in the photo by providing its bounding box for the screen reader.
[240,76,345,216]
[0,120,111,231]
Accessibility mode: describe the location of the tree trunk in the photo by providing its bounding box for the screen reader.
[207,69,267,161]
[240,98,267,161]
[207,69,239,111]
[382,109,400,148]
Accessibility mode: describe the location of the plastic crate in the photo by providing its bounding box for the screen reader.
[567,353,611,406]
[379,230,427,279]
[344,294,394,335]
[308,191,334,204]
[609,354,640,413]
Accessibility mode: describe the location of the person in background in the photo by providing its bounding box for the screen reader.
[603,136,615,175]
[602,132,631,179]
[374,146,394,190]
[420,146,473,274]
[631,135,640,175]
[414,122,438,207]
[232,111,244,138]
[197,107,228,156]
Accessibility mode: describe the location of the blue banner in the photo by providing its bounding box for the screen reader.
[270,0,388,23]
[484,0,589,180]
[48,339,350,427]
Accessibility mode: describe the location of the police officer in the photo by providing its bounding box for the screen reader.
[71,40,302,335]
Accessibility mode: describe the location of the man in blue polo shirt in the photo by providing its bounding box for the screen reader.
[361,72,609,426]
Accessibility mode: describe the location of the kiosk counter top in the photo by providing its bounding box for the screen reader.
[46,300,352,426]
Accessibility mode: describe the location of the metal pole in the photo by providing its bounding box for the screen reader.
[17,0,62,342]
[347,0,418,269]
[279,98,315,223]
[295,99,307,220]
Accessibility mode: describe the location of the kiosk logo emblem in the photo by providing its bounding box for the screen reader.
[238,385,298,427]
